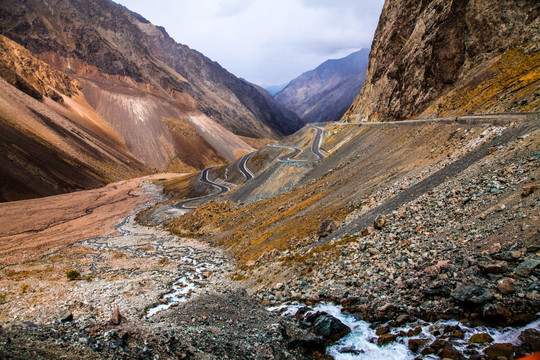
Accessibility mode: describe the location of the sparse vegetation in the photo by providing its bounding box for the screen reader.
[65,270,81,281]
[20,284,31,293]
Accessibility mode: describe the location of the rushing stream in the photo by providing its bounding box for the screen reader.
[269,303,540,359]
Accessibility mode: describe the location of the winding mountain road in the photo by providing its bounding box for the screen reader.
[174,167,230,210]
[309,124,325,161]
[268,144,305,161]
[238,152,254,180]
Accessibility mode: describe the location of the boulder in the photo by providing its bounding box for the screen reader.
[312,314,351,342]
[60,312,73,323]
[522,184,538,197]
[496,278,515,294]
[408,338,429,353]
[483,343,514,359]
[317,219,338,238]
[111,305,126,325]
[451,284,493,306]
[479,261,508,274]
[361,226,375,236]
[469,333,494,344]
[518,328,540,352]
[21,321,38,328]
[482,304,512,320]
[439,343,464,360]
[514,258,540,277]
[377,333,398,346]
[373,216,386,230]
[288,337,326,355]
[375,325,390,336]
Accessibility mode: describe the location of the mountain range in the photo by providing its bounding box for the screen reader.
[274,49,369,123]
[0,0,539,358]
[0,0,302,201]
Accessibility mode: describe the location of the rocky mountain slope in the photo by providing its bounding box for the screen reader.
[275,49,369,123]
[345,0,540,122]
[0,34,150,202]
[0,0,302,172]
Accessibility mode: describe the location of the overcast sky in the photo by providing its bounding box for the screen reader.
[115,0,385,86]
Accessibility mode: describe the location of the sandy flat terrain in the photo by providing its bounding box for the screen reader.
[0,174,179,267]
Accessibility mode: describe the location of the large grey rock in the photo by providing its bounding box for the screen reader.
[312,314,351,342]
[514,258,540,277]
[451,284,493,305]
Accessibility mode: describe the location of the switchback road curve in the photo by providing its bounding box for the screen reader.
[174,167,229,210]
[238,152,254,181]
[268,144,304,162]
[309,124,325,161]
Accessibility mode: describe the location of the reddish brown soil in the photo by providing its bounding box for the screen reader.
[0,174,176,267]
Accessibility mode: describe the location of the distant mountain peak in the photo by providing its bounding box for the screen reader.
[274,49,369,123]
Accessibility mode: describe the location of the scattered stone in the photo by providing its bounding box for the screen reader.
[469,333,494,344]
[373,216,386,230]
[522,184,538,197]
[60,312,73,323]
[312,314,351,342]
[496,278,515,294]
[377,333,398,346]
[483,343,514,359]
[514,258,540,276]
[317,219,338,238]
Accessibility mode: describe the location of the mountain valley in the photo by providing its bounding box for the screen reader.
[0,0,538,359]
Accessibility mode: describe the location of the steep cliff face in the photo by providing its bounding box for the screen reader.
[345,0,540,122]
[275,49,369,123]
[0,0,302,170]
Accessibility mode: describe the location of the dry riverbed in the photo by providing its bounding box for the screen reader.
[0,176,322,359]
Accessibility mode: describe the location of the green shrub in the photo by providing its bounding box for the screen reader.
[66,270,81,281]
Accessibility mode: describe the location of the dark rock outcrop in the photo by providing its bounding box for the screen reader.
[344,0,539,122]
[310,313,351,342]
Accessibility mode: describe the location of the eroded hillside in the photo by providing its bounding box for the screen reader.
[0,36,151,201]
[345,0,540,122]
[0,0,303,172]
